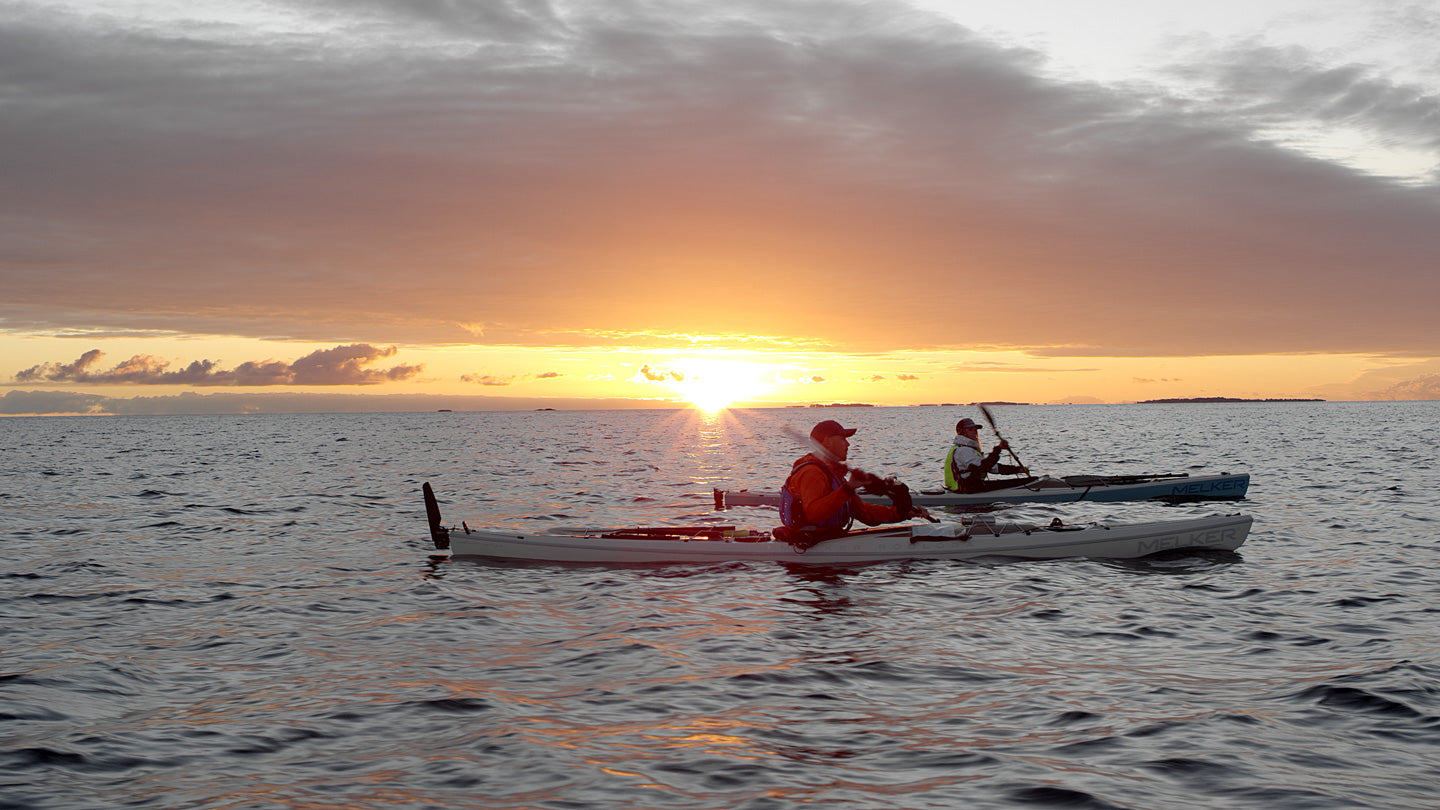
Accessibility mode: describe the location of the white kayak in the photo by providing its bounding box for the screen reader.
[716,472,1249,509]
[425,484,1252,564]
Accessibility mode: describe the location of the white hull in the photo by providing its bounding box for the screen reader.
[441,513,1253,564]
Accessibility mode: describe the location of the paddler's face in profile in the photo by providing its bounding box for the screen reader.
[823,434,850,463]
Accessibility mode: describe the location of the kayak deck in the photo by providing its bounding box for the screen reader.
[716,472,1249,509]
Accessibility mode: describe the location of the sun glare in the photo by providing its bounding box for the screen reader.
[672,359,771,412]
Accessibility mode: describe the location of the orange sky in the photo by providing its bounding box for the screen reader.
[3,0,1439,414]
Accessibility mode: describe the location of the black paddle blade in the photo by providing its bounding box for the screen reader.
[888,481,914,518]
[979,403,997,428]
[422,482,450,550]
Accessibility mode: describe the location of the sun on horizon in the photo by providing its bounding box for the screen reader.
[668,358,774,412]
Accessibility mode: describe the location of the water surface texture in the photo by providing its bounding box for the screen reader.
[3,402,1438,809]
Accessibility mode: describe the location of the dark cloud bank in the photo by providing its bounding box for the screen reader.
[14,345,421,386]
[0,390,669,416]
[1,0,1438,358]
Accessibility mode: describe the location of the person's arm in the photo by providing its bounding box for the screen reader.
[842,469,907,525]
[852,497,902,526]
[961,448,1001,486]
[964,440,1012,485]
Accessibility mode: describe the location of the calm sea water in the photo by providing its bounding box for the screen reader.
[3,402,1438,809]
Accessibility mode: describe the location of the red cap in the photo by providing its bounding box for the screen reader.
[811,420,857,441]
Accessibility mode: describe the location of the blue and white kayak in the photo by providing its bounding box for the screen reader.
[426,483,1252,564]
[716,472,1249,510]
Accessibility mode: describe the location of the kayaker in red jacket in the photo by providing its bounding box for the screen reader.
[778,420,929,542]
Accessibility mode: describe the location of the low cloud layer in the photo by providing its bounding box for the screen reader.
[637,364,685,383]
[460,370,562,386]
[0,390,662,416]
[1374,374,1440,401]
[12,345,421,386]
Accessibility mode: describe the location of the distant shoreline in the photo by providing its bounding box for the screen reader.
[1137,397,1325,404]
[8,391,1415,417]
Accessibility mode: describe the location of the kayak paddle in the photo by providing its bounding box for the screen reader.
[979,404,1030,475]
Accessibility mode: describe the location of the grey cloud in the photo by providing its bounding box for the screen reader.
[14,348,104,382]
[948,363,1092,373]
[460,370,563,384]
[1374,373,1440,400]
[11,344,422,386]
[1170,44,1440,154]
[462,374,514,386]
[638,364,684,382]
[284,344,421,384]
[0,389,111,415]
[0,389,674,415]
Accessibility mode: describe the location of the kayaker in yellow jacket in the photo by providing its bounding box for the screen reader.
[944,418,1028,493]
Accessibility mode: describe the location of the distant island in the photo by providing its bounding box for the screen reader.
[1138,397,1325,404]
[911,401,1032,407]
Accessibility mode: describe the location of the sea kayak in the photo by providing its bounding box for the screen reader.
[425,484,1252,564]
[716,471,1249,509]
